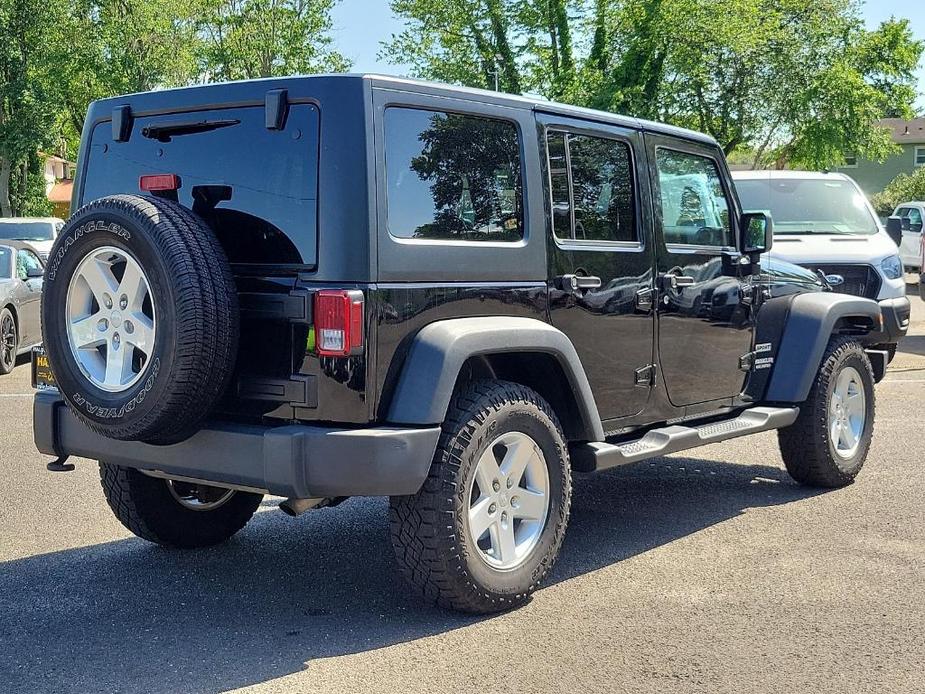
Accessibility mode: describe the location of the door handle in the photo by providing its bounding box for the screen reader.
[659,272,695,290]
[557,274,602,293]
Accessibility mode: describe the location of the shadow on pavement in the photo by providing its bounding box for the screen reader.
[897,333,925,358]
[0,456,819,693]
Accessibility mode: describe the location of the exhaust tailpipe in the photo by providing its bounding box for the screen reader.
[279,497,326,517]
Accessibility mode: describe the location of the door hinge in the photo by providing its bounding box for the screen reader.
[634,286,654,313]
[635,364,657,387]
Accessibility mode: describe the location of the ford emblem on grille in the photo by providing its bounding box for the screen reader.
[825,274,845,286]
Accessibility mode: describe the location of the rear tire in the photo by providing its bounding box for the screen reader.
[389,380,571,613]
[778,337,875,488]
[99,463,262,548]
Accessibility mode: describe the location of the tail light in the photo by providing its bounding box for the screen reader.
[139,173,181,191]
[313,290,364,357]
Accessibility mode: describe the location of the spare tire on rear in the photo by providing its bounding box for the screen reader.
[42,194,238,445]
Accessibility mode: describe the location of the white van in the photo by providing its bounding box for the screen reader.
[891,201,924,271]
[733,170,910,350]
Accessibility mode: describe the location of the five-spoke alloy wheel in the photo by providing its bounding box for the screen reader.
[66,246,156,392]
[467,431,550,571]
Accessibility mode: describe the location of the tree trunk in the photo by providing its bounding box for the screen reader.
[0,156,12,218]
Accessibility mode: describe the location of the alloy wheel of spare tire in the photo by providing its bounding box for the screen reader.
[42,194,239,445]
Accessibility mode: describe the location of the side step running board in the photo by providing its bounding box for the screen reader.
[571,406,799,473]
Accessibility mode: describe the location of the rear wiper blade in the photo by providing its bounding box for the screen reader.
[141,119,240,142]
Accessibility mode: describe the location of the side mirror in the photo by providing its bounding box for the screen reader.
[885,216,903,246]
[740,211,773,255]
[26,267,44,279]
[900,217,912,231]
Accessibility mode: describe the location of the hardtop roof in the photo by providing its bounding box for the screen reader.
[88,73,718,147]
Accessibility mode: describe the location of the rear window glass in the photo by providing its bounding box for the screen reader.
[83,105,319,266]
[384,107,524,242]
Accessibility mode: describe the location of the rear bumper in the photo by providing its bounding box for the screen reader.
[33,392,440,498]
[878,296,911,343]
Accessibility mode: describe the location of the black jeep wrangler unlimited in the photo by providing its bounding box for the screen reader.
[34,75,894,613]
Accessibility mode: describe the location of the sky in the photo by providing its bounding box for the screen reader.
[331,0,925,108]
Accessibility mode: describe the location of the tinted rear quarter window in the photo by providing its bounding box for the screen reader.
[384,107,524,242]
[82,105,320,267]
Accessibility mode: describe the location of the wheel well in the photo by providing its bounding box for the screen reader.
[454,352,588,441]
[3,304,16,328]
[833,315,876,333]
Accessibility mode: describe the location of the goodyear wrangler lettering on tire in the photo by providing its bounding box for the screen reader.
[45,220,132,282]
[71,357,160,419]
[41,194,239,445]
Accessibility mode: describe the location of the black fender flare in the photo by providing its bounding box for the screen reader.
[386,316,605,441]
[765,292,881,402]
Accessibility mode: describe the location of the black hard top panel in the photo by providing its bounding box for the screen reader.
[86,73,718,148]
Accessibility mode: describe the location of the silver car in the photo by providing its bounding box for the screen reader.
[0,239,45,374]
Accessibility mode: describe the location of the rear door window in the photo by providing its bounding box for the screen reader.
[546,130,638,244]
[383,107,524,242]
[83,105,320,267]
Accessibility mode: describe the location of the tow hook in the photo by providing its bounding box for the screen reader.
[46,455,75,472]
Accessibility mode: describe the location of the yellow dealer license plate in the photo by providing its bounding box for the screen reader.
[31,346,57,391]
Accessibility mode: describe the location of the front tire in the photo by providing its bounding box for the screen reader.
[778,337,875,487]
[0,308,17,375]
[99,463,262,548]
[390,380,571,613]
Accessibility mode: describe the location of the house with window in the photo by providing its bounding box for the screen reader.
[41,153,76,218]
[836,117,925,194]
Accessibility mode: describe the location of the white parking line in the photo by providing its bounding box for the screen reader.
[0,393,33,398]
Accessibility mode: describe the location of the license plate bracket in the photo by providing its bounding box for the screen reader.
[31,346,57,391]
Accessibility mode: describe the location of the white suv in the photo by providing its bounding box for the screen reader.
[733,170,910,353]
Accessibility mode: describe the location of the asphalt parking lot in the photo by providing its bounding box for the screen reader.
[1,285,923,694]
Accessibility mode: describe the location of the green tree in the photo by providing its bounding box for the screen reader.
[0,0,60,217]
[51,0,202,139]
[871,168,925,217]
[382,0,583,96]
[198,0,349,81]
[387,0,923,170]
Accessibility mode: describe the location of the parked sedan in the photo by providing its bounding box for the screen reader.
[0,240,45,374]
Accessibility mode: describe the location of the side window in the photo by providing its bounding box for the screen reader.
[384,107,523,242]
[655,149,733,248]
[17,249,41,280]
[907,208,923,231]
[546,130,638,243]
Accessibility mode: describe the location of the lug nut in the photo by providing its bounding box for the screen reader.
[124,321,134,334]
[501,512,508,523]
[511,496,519,508]
[98,318,108,332]
[119,295,128,310]
[488,503,497,514]
[492,480,500,492]
[103,294,112,309]
[112,333,120,347]
[506,478,513,489]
